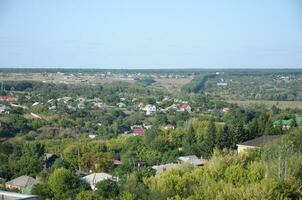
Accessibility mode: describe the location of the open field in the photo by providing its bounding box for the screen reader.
[1,73,136,84]
[154,77,193,89]
[228,100,302,109]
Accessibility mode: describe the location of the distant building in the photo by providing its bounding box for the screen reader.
[117,102,126,108]
[178,155,204,167]
[236,135,282,154]
[179,103,191,112]
[222,107,230,113]
[163,124,175,130]
[152,163,181,175]
[113,160,122,166]
[6,176,38,194]
[217,82,228,86]
[48,105,57,111]
[273,116,302,130]
[88,134,97,139]
[143,104,156,115]
[81,173,115,191]
[0,105,10,114]
[132,127,145,136]
[0,96,18,103]
[0,190,38,200]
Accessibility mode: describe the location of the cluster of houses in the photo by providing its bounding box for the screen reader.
[1,152,119,196]
[0,96,18,114]
[140,102,192,116]
[0,133,285,198]
[273,116,302,130]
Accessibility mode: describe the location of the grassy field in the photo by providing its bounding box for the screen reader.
[154,77,193,89]
[228,100,302,109]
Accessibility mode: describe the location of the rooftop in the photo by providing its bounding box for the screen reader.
[178,155,205,166]
[6,176,38,189]
[81,172,113,185]
[0,190,38,200]
[237,135,282,147]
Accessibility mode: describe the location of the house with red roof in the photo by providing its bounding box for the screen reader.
[132,127,145,136]
[0,96,18,103]
[179,103,191,112]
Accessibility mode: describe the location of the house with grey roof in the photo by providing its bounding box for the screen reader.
[0,190,38,200]
[178,155,205,167]
[152,163,181,175]
[237,135,282,154]
[81,172,116,191]
[6,176,38,194]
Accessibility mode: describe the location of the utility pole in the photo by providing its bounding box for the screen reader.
[77,145,81,171]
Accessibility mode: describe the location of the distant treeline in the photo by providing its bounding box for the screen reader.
[0,68,201,75]
[181,73,216,93]
[1,68,301,75]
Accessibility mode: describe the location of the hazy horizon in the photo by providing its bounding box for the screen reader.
[1,0,302,69]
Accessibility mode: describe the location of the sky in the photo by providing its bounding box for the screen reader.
[0,0,302,69]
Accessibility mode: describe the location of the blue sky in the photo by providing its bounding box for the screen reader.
[0,0,301,68]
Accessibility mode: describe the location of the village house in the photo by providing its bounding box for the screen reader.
[178,155,205,167]
[48,105,57,111]
[163,124,175,130]
[0,96,18,103]
[6,175,38,194]
[222,107,230,113]
[152,163,181,175]
[179,103,191,112]
[142,104,156,115]
[0,191,38,200]
[0,105,10,114]
[132,127,145,136]
[217,82,228,86]
[113,159,123,166]
[273,116,302,130]
[88,134,97,139]
[117,102,126,108]
[81,172,116,191]
[236,135,282,154]
[57,97,72,104]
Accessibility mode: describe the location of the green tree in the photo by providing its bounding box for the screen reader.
[96,179,119,199]
[76,191,95,200]
[48,168,86,199]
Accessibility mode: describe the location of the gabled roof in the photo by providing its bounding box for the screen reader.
[237,135,281,147]
[0,96,18,102]
[132,127,145,135]
[180,103,189,109]
[178,155,204,166]
[6,176,38,188]
[81,173,113,186]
